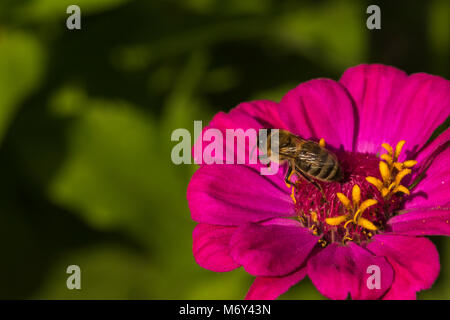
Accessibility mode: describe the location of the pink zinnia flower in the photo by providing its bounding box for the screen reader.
[187,64,450,300]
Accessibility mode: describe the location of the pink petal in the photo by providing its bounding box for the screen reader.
[389,132,449,234]
[405,128,450,209]
[340,64,408,154]
[387,208,450,236]
[340,64,450,156]
[366,235,440,300]
[193,100,286,165]
[279,79,357,151]
[187,164,295,226]
[414,128,450,164]
[245,267,307,300]
[230,221,318,277]
[192,223,240,272]
[307,242,394,300]
[384,73,449,160]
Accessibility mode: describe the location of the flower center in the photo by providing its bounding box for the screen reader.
[291,140,417,246]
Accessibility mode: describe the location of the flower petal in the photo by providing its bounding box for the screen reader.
[307,242,394,300]
[187,164,295,225]
[387,208,450,236]
[193,100,286,165]
[405,128,450,209]
[414,128,450,164]
[341,64,450,156]
[192,223,240,272]
[279,79,357,151]
[366,235,440,300]
[340,64,408,154]
[384,73,449,160]
[245,267,307,300]
[230,221,318,277]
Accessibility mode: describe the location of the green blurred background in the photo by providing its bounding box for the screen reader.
[0,0,448,299]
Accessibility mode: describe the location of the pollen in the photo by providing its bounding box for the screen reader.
[293,140,417,246]
[325,184,378,239]
[310,211,318,223]
[325,213,350,226]
[366,140,417,200]
[319,138,326,148]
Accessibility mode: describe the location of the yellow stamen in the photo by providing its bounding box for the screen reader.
[395,140,406,159]
[381,154,393,165]
[336,193,352,211]
[333,183,379,234]
[352,185,361,207]
[290,187,296,203]
[343,235,353,242]
[343,219,353,229]
[395,169,411,186]
[326,214,350,226]
[357,217,378,231]
[353,199,378,222]
[393,162,404,171]
[379,161,391,184]
[388,182,395,191]
[311,211,318,223]
[393,185,410,195]
[319,138,326,148]
[359,199,378,213]
[366,176,383,191]
[403,160,418,168]
[382,143,394,156]
[318,239,327,247]
[372,140,416,200]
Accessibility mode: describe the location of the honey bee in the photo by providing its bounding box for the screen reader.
[258,129,342,192]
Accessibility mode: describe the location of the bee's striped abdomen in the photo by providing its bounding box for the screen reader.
[295,141,342,182]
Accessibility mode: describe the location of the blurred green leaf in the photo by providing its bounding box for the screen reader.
[273,1,367,71]
[17,0,130,22]
[34,245,160,299]
[417,237,450,300]
[48,100,170,237]
[429,0,449,73]
[0,30,44,144]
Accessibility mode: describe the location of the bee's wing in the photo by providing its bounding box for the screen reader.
[295,146,335,167]
[296,150,323,165]
[278,146,300,158]
[277,135,304,159]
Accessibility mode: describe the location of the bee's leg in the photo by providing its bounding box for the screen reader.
[285,161,297,203]
[284,163,295,187]
[285,160,301,187]
[296,170,327,203]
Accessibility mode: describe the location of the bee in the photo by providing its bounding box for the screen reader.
[258,129,342,192]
